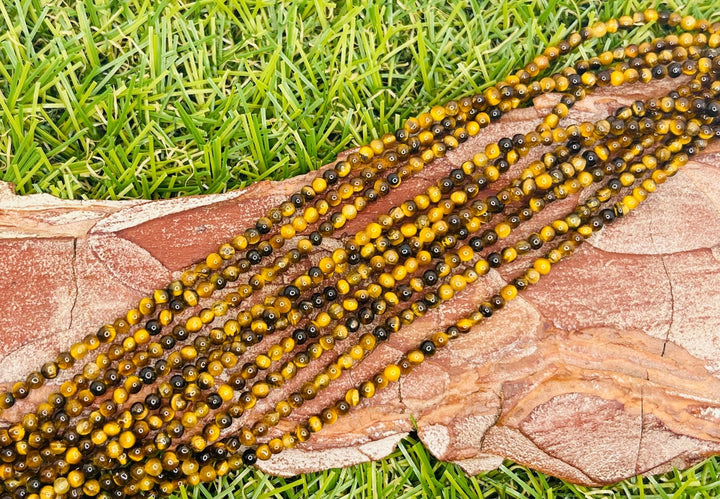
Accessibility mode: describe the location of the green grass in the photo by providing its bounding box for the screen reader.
[169,433,720,499]
[3,0,720,497]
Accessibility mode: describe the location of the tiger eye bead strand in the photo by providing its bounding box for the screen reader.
[231,130,714,468]
[146,110,707,472]
[23,121,652,484]
[9,66,716,496]
[1,11,714,426]
[0,39,696,460]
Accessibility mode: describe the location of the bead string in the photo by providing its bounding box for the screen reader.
[0,10,684,412]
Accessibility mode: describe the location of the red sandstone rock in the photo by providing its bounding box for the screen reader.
[1,81,720,486]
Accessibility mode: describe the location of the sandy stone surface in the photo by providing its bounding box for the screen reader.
[1,80,720,485]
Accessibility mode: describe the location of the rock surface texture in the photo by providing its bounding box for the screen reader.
[2,82,720,486]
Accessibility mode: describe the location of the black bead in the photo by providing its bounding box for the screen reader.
[487,253,502,268]
[103,369,120,386]
[365,188,378,202]
[290,193,305,207]
[246,249,262,264]
[528,233,542,249]
[145,393,162,410]
[26,479,41,493]
[160,335,175,350]
[258,242,273,256]
[242,449,258,465]
[170,375,186,391]
[373,326,389,341]
[424,292,439,308]
[422,269,438,286]
[82,463,99,478]
[323,286,338,301]
[306,324,320,338]
[496,159,510,173]
[707,101,720,117]
[217,414,232,428]
[486,196,504,213]
[398,285,413,301]
[513,278,528,291]
[292,329,308,345]
[420,340,436,356]
[450,168,465,183]
[198,450,212,464]
[177,444,191,459]
[138,367,155,385]
[284,285,300,300]
[498,137,513,152]
[130,402,145,417]
[311,293,325,308]
[429,242,443,258]
[196,356,210,371]
[481,230,498,247]
[651,65,667,79]
[309,231,323,245]
[479,302,493,318]
[358,308,375,324]
[169,299,184,313]
[207,394,223,410]
[345,317,360,332]
[170,327,187,343]
[88,380,106,396]
[589,216,604,230]
[256,219,271,234]
[398,243,413,258]
[600,208,616,224]
[469,236,483,251]
[667,62,682,78]
[323,169,339,185]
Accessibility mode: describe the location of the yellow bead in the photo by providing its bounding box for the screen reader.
[303,207,319,223]
[384,364,401,382]
[312,177,328,193]
[69,343,87,360]
[500,285,518,301]
[255,354,271,370]
[430,105,446,121]
[308,416,323,433]
[450,275,466,292]
[622,195,639,211]
[66,447,82,465]
[119,430,135,448]
[407,350,424,364]
[533,258,552,275]
[536,173,553,189]
[186,316,203,332]
[495,222,511,238]
[67,470,84,488]
[577,171,593,187]
[474,259,489,275]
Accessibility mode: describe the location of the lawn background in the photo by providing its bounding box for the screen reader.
[2,0,720,497]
